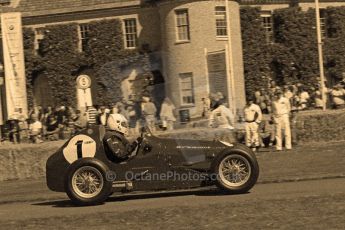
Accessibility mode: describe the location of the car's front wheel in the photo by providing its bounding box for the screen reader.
[65,158,112,206]
[211,148,259,193]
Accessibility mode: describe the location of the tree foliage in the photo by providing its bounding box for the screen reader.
[23,19,153,108]
[241,6,345,96]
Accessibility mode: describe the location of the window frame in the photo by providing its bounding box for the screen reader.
[215,6,228,38]
[319,8,326,40]
[78,23,90,52]
[34,27,45,55]
[175,9,191,43]
[123,18,138,49]
[260,11,274,44]
[179,72,195,106]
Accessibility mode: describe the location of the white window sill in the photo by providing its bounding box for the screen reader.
[216,36,229,41]
[180,104,195,108]
[175,40,190,45]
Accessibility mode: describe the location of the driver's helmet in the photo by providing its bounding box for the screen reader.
[107,114,128,135]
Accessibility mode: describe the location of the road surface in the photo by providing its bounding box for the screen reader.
[0,178,344,229]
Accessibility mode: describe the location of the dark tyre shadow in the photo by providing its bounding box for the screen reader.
[32,188,250,208]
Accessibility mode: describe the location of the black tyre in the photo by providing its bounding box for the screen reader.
[211,147,259,194]
[65,158,112,206]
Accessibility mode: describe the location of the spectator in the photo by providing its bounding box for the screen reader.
[201,97,211,118]
[256,89,269,114]
[111,104,119,114]
[127,105,138,135]
[258,114,275,147]
[86,106,98,125]
[141,96,157,132]
[291,93,301,111]
[73,110,87,133]
[8,119,20,144]
[299,86,310,110]
[17,108,29,142]
[330,84,345,109]
[97,106,109,126]
[283,85,294,101]
[272,90,292,151]
[42,107,53,124]
[28,114,43,143]
[45,116,60,141]
[268,80,279,97]
[243,95,262,151]
[314,89,324,109]
[160,97,176,131]
[216,92,226,106]
[55,106,66,125]
[209,100,235,129]
[314,84,329,109]
[210,92,225,110]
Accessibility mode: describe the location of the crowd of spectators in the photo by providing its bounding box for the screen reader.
[254,79,345,113]
[2,78,345,145]
[2,96,177,144]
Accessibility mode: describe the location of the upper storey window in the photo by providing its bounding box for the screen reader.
[78,23,90,52]
[124,18,138,49]
[215,6,228,37]
[0,0,10,6]
[175,9,190,42]
[261,12,274,44]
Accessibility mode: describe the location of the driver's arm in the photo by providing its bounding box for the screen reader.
[105,136,142,159]
[105,136,128,159]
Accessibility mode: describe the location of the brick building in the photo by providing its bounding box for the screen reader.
[1,0,345,121]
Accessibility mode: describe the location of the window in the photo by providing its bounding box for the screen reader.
[319,8,326,39]
[124,18,137,49]
[34,28,45,55]
[0,0,10,6]
[179,73,194,105]
[261,12,274,44]
[215,6,228,37]
[175,9,190,42]
[79,24,90,52]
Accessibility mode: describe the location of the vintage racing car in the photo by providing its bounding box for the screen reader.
[46,126,259,205]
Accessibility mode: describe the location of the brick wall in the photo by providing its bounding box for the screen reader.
[158,0,245,118]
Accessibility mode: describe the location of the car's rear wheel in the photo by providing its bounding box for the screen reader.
[212,149,259,193]
[65,158,112,205]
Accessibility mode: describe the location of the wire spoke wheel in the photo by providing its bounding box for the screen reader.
[218,154,252,187]
[72,166,104,199]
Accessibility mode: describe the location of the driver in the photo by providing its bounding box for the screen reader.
[104,114,142,161]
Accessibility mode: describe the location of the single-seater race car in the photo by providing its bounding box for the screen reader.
[46,126,259,205]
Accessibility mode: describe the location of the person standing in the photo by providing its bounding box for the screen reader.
[73,110,87,134]
[243,96,262,152]
[160,97,176,131]
[208,100,235,129]
[28,114,43,143]
[272,90,292,151]
[141,96,157,132]
[330,84,345,109]
[299,86,310,110]
[97,106,109,126]
[201,97,211,118]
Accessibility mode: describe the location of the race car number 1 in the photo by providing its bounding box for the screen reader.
[63,135,97,164]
